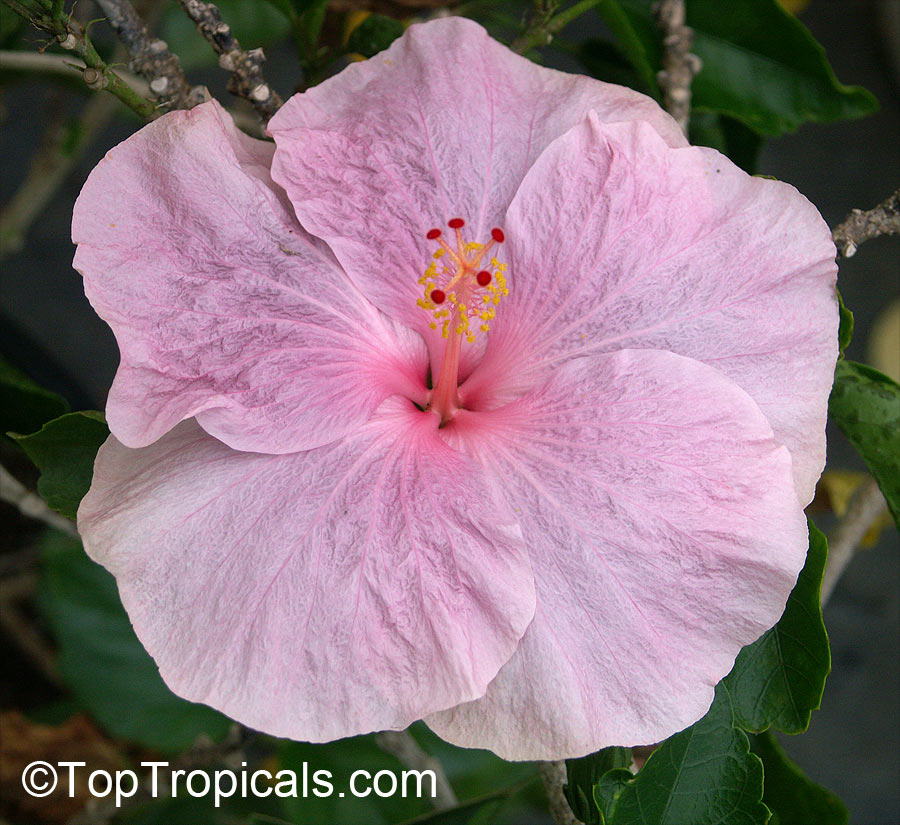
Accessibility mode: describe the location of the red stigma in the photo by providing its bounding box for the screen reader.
[448,218,465,229]
[426,228,442,240]
[476,270,492,286]
[491,227,505,243]
[430,289,446,304]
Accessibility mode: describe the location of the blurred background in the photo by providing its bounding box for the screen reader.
[1,0,898,823]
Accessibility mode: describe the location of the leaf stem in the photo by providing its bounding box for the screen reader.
[512,0,600,55]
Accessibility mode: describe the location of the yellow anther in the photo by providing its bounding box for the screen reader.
[418,223,509,342]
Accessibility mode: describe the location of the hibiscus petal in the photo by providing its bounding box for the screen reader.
[428,349,808,760]
[267,16,684,351]
[466,113,837,504]
[73,100,426,454]
[77,400,535,741]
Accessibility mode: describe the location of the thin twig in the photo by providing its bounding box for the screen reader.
[1,0,159,118]
[653,0,701,135]
[538,761,580,825]
[93,0,207,110]
[1,465,79,537]
[0,572,66,689]
[375,730,458,809]
[512,0,600,55]
[176,0,282,121]
[0,88,118,256]
[832,187,900,258]
[0,49,149,94]
[822,476,888,605]
[65,724,252,825]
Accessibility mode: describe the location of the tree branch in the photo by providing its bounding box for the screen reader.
[176,0,282,121]
[832,187,900,258]
[0,49,147,93]
[375,730,458,809]
[1,465,79,537]
[1,0,159,118]
[653,0,701,135]
[0,87,117,256]
[93,0,207,110]
[538,761,580,825]
[0,572,66,689]
[822,476,888,605]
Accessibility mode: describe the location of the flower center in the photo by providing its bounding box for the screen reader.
[418,218,508,423]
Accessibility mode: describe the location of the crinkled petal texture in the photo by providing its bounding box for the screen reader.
[73,100,426,454]
[463,114,838,504]
[267,16,684,374]
[77,399,535,741]
[428,350,809,760]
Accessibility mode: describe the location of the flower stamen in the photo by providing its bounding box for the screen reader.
[418,219,509,423]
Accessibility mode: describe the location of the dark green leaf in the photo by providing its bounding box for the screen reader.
[829,360,900,527]
[161,0,291,70]
[724,520,830,734]
[837,291,853,354]
[276,735,429,825]
[347,14,405,58]
[578,39,649,94]
[606,684,768,825]
[117,794,256,825]
[39,533,232,752]
[247,816,298,825]
[593,769,632,824]
[298,0,329,58]
[12,411,108,519]
[1,6,27,46]
[0,357,69,437]
[394,795,507,825]
[408,723,537,801]
[689,112,763,173]
[752,730,848,825]
[564,747,631,825]
[595,0,658,96]
[615,0,878,135]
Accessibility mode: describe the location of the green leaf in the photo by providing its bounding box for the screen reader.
[593,770,632,824]
[298,0,329,59]
[347,14,406,58]
[394,795,507,825]
[752,730,848,825]
[12,411,109,519]
[837,291,854,354]
[606,684,768,825]
[0,358,69,437]
[161,0,291,70]
[595,0,658,97]
[724,520,830,734]
[689,111,763,173]
[408,723,537,802]
[564,747,631,825]
[578,39,649,94]
[275,736,429,825]
[614,0,878,136]
[829,360,900,527]
[38,532,232,752]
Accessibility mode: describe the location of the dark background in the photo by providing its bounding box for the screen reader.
[2,0,898,821]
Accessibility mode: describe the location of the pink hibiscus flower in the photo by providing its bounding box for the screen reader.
[73,17,838,760]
